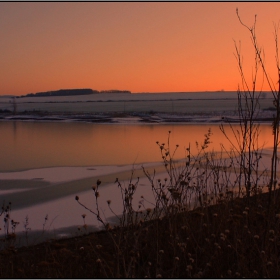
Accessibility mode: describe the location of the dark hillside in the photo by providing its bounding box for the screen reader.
[22,89,98,97]
[20,89,131,98]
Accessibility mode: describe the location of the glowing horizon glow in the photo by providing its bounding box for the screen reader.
[0,2,280,96]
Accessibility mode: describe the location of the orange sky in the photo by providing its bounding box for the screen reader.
[0,2,280,96]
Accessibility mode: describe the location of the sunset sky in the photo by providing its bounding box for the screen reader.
[1,2,280,96]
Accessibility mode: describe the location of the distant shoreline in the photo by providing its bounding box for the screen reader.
[0,111,276,124]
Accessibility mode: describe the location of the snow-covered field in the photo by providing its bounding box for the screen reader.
[0,91,274,115]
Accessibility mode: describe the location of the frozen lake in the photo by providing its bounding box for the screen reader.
[0,121,275,244]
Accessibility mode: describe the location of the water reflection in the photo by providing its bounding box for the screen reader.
[0,121,274,172]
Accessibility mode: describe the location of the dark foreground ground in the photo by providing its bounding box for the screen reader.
[0,189,280,278]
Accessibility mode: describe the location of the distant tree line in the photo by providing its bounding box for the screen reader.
[20,89,131,98]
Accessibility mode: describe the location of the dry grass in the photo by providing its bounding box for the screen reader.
[0,189,280,278]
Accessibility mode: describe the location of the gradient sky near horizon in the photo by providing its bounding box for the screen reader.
[1,2,280,96]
